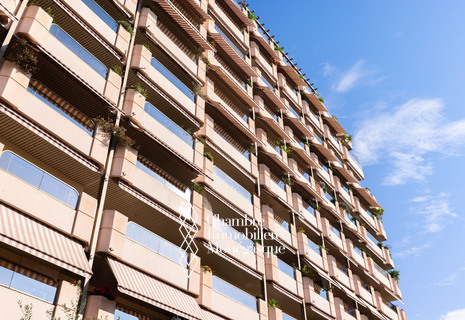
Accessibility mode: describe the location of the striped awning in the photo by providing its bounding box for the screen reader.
[0,203,92,277]
[107,257,204,320]
[0,104,100,173]
[202,308,229,320]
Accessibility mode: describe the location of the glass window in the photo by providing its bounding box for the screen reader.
[114,310,139,320]
[126,222,188,268]
[49,25,108,78]
[212,276,257,311]
[213,166,251,202]
[277,259,295,279]
[0,265,14,286]
[0,152,79,208]
[150,58,195,102]
[0,264,56,303]
[81,0,118,32]
[144,102,193,147]
[27,87,93,135]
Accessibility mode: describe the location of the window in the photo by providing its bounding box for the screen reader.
[0,259,57,302]
[212,276,257,311]
[49,25,108,78]
[126,222,188,268]
[0,152,79,208]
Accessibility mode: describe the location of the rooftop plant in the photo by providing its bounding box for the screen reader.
[247,12,257,22]
[387,269,400,282]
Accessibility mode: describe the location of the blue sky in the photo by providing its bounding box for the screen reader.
[249,1,465,319]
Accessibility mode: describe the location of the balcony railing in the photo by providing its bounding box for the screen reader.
[144,102,194,147]
[126,222,188,267]
[49,25,108,78]
[283,314,297,320]
[308,239,321,255]
[214,128,249,159]
[214,24,244,58]
[26,87,94,135]
[150,57,195,102]
[277,259,296,279]
[212,215,254,251]
[81,0,117,32]
[0,151,79,208]
[212,276,257,311]
[213,165,252,202]
[136,159,191,202]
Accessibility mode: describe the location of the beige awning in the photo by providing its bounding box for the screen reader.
[0,202,92,277]
[107,256,204,320]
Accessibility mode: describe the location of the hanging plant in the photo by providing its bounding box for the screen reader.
[126,83,147,98]
[4,38,38,74]
[93,117,135,147]
[282,176,294,186]
[193,83,207,100]
[203,151,214,163]
[301,265,318,279]
[193,183,204,194]
[318,244,329,253]
[117,20,134,37]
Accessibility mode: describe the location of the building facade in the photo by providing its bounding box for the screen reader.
[0,0,406,319]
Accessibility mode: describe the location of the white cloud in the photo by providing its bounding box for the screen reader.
[440,308,465,320]
[321,62,335,77]
[409,193,456,233]
[335,60,383,93]
[395,31,404,38]
[434,267,465,286]
[393,242,432,259]
[354,98,465,185]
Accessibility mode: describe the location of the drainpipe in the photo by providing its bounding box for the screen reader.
[78,1,142,317]
[0,0,28,60]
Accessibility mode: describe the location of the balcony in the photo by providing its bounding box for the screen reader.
[353,274,375,306]
[364,228,384,259]
[262,205,293,247]
[353,197,379,233]
[321,218,344,252]
[278,74,299,107]
[302,277,332,316]
[110,146,192,220]
[149,56,196,114]
[212,165,253,216]
[344,150,364,180]
[291,193,320,231]
[379,300,399,320]
[142,102,194,162]
[97,211,198,294]
[327,255,351,289]
[368,258,391,289]
[0,150,97,243]
[17,87,110,167]
[345,239,366,269]
[209,215,257,269]
[113,0,137,16]
[208,0,247,48]
[265,254,303,298]
[138,8,198,78]
[211,276,259,320]
[61,0,130,56]
[250,42,275,80]
[296,232,326,271]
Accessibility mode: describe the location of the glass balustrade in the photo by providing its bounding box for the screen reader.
[212,276,257,311]
[136,160,191,202]
[0,151,79,208]
[261,76,274,90]
[212,215,254,251]
[126,222,188,267]
[81,0,118,32]
[150,57,195,102]
[277,259,295,279]
[283,314,297,320]
[214,24,244,58]
[27,87,94,135]
[308,239,321,255]
[289,106,300,118]
[144,102,194,147]
[213,165,252,202]
[49,25,108,78]
[330,225,341,238]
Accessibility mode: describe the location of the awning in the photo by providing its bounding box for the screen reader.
[202,308,229,320]
[0,203,92,277]
[107,257,204,320]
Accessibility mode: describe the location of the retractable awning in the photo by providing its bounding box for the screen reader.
[0,202,92,277]
[107,257,204,320]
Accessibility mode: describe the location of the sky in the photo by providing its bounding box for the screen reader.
[248,1,465,319]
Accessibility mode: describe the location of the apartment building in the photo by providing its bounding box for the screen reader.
[0,0,406,320]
